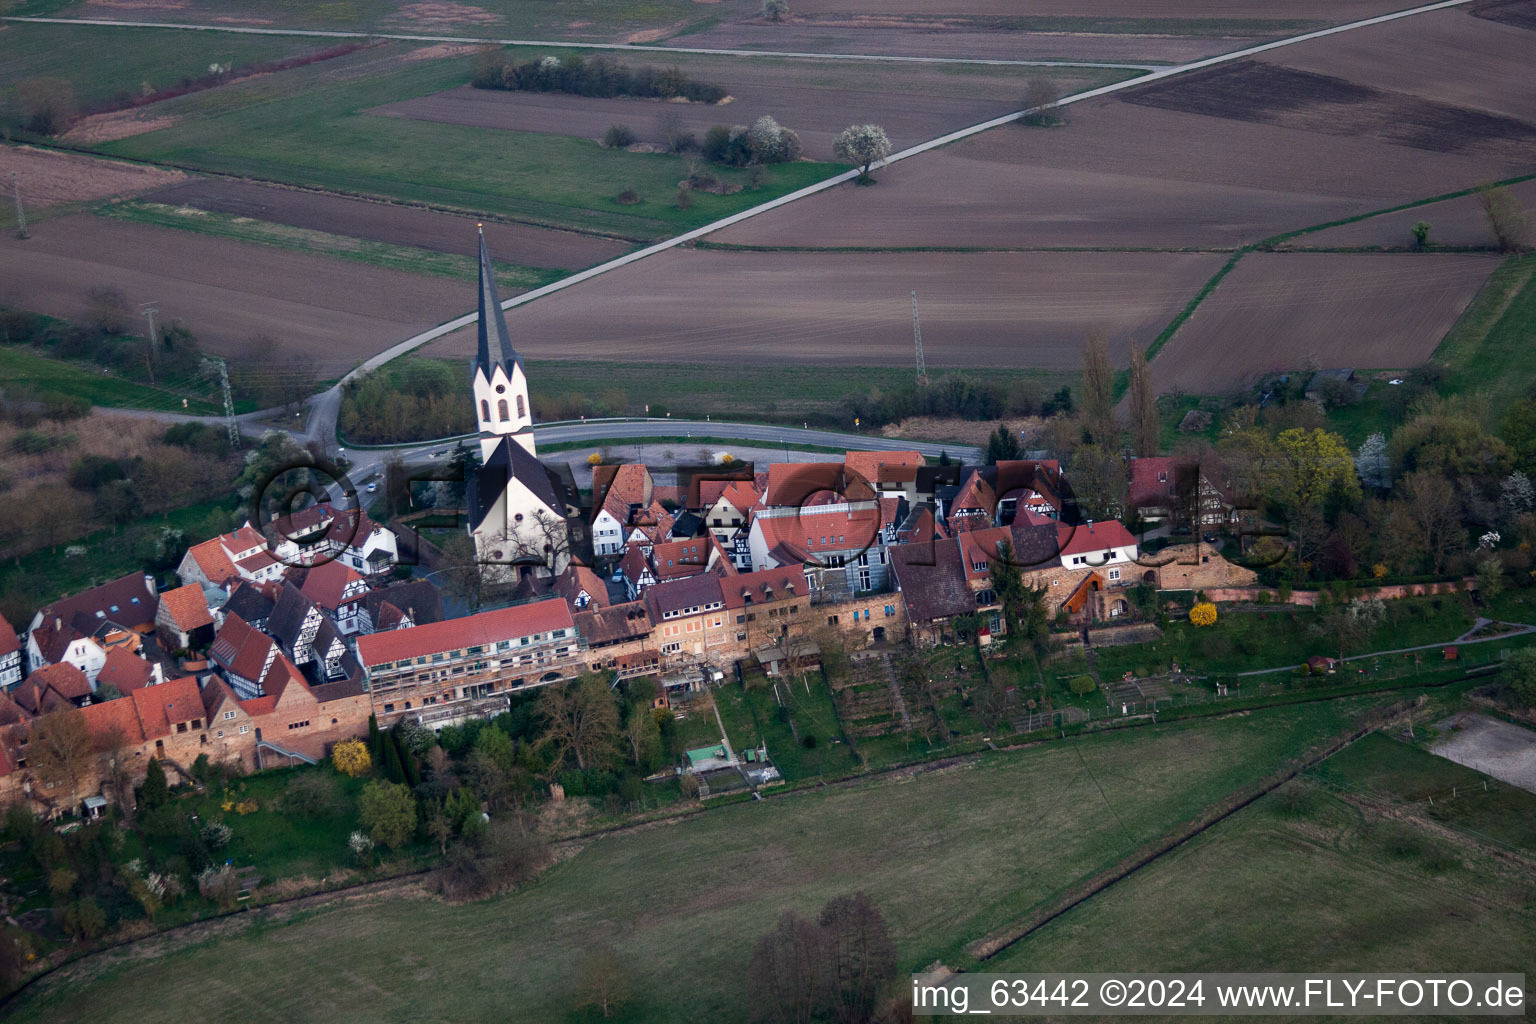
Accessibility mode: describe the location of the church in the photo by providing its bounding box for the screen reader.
[465,227,582,581]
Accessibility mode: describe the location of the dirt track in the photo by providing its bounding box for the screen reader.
[424,247,1223,368]
[140,179,629,270]
[0,214,472,368]
[1149,252,1498,394]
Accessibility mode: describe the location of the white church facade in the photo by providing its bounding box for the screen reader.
[465,228,580,580]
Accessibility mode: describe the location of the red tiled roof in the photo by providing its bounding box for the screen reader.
[592,463,653,516]
[209,612,276,684]
[29,662,91,700]
[294,558,365,610]
[129,675,203,738]
[0,613,18,658]
[159,584,214,631]
[238,694,278,717]
[650,539,709,581]
[957,526,1014,582]
[554,565,609,612]
[844,450,924,485]
[1057,520,1137,557]
[186,536,240,584]
[764,462,876,506]
[754,505,883,563]
[951,471,996,515]
[96,647,155,693]
[618,545,652,585]
[1128,457,1178,509]
[81,693,146,746]
[356,599,575,668]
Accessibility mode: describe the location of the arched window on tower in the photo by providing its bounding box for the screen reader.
[498,399,510,421]
[481,399,490,422]
[516,395,526,418]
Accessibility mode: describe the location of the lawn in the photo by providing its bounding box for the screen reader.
[0,344,225,415]
[0,21,339,125]
[1431,252,1536,421]
[990,739,1536,977]
[1312,731,1536,854]
[715,670,861,782]
[6,698,1384,1024]
[94,51,844,240]
[1090,595,1477,681]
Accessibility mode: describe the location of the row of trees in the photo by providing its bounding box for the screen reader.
[472,51,728,103]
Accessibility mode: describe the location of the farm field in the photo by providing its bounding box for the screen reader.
[425,248,1224,369]
[12,0,720,40]
[1431,252,1536,419]
[90,48,842,240]
[140,179,632,270]
[1146,252,1499,395]
[4,699,1382,1024]
[987,770,1536,977]
[0,146,182,224]
[371,58,1129,162]
[0,20,344,126]
[1283,177,1536,250]
[0,214,471,367]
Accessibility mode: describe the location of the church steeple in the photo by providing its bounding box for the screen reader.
[471,225,535,459]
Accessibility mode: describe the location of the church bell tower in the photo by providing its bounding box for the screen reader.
[472,225,535,461]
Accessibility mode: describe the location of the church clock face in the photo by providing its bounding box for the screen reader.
[496,384,506,394]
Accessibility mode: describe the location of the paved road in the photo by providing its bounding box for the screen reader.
[58,0,1477,455]
[7,17,1165,70]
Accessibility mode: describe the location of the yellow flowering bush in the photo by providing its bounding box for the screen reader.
[1189,602,1218,628]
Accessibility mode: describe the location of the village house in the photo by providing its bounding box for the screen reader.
[155,583,215,652]
[208,612,283,699]
[0,614,21,690]
[177,523,285,589]
[269,502,400,579]
[95,646,162,695]
[356,598,580,728]
[26,572,159,682]
[359,580,444,633]
[591,463,655,557]
[288,558,371,635]
[646,574,730,662]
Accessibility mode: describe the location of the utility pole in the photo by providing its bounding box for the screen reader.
[11,172,27,240]
[140,303,158,384]
[215,359,240,450]
[912,290,927,386]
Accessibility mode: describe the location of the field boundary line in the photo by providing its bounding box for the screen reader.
[3,17,1165,70]
[960,699,1414,964]
[330,0,1478,386]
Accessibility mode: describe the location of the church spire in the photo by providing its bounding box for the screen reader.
[476,224,523,377]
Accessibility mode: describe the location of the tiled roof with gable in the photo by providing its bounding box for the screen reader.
[950,471,997,516]
[1128,457,1178,510]
[209,612,276,684]
[81,692,147,746]
[695,477,760,514]
[572,601,653,645]
[356,599,574,668]
[844,450,924,486]
[650,538,709,581]
[1010,512,1066,571]
[592,463,653,522]
[764,462,877,507]
[14,663,91,714]
[957,526,1013,582]
[618,545,652,585]
[553,565,610,612]
[889,539,975,623]
[722,566,808,610]
[223,580,278,624]
[291,558,365,611]
[0,613,18,658]
[266,582,317,652]
[754,505,883,563]
[96,647,155,693]
[644,573,725,621]
[129,675,203,736]
[159,584,213,631]
[1057,519,1138,557]
[185,535,241,584]
[39,571,158,632]
[363,580,443,627]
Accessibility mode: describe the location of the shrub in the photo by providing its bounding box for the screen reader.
[602,123,636,149]
[331,738,372,778]
[283,773,343,820]
[196,865,240,909]
[16,77,76,135]
[801,734,817,749]
[1410,221,1430,249]
[1068,675,1096,695]
[586,452,603,465]
[762,0,789,21]
[200,819,232,851]
[674,186,693,211]
[614,188,641,205]
[1189,602,1218,628]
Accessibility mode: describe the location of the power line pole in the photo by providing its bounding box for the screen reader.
[911,289,927,386]
[11,172,27,241]
[215,359,240,450]
[140,303,157,384]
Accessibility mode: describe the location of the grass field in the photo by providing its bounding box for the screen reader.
[0,345,224,415]
[0,22,336,125]
[100,200,565,292]
[90,49,843,240]
[989,734,1536,977]
[1430,252,1536,421]
[6,698,1383,1023]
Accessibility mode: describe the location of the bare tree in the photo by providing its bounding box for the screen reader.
[16,77,76,135]
[1080,334,1115,444]
[536,674,621,771]
[84,285,133,336]
[1402,470,1464,573]
[1477,184,1529,253]
[819,892,898,1024]
[1127,343,1159,457]
[1020,78,1064,126]
[748,911,830,1024]
[576,945,631,1019]
[27,707,95,807]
